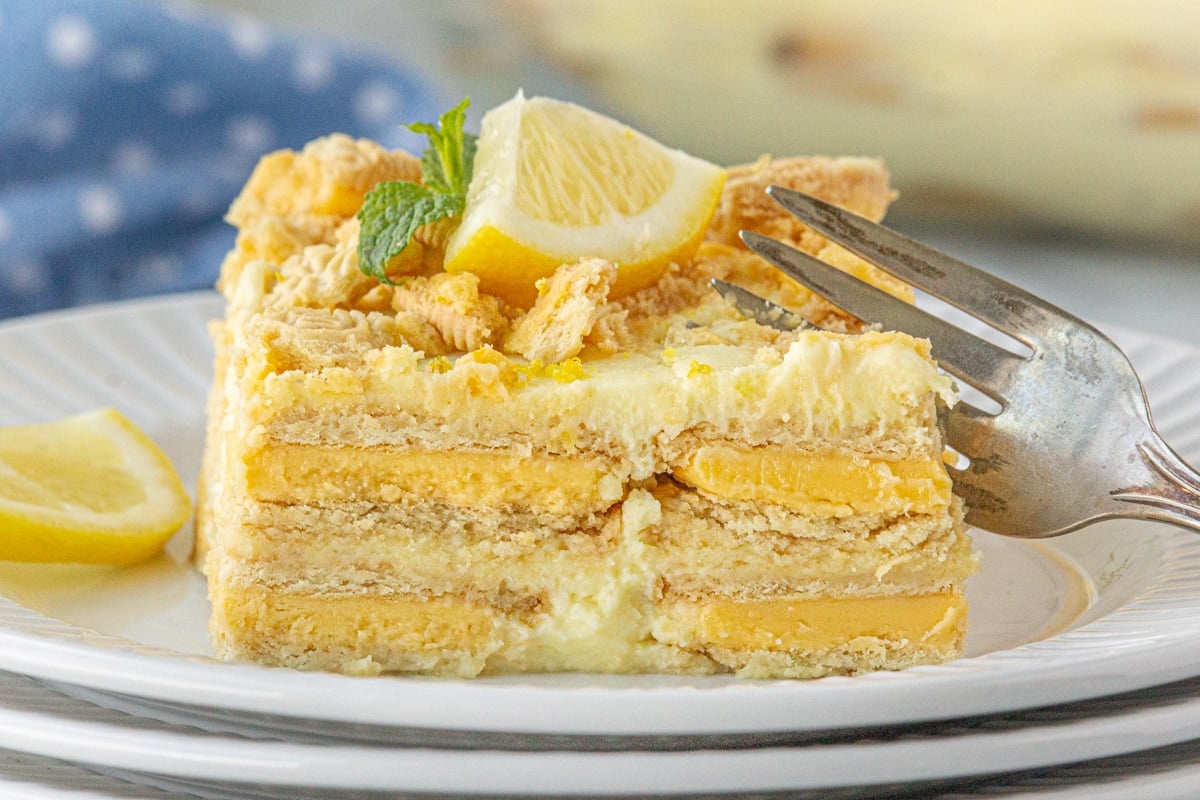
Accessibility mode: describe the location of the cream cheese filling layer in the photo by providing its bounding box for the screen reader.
[243,331,956,480]
[218,510,970,598]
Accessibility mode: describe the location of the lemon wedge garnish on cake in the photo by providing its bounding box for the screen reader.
[0,408,192,565]
[443,92,727,307]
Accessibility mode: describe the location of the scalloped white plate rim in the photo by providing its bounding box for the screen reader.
[0,292,1197,737]
[2,671,1200,795]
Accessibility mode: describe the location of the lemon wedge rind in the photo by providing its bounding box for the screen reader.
[0,408,193,565]
[444,92,727,307]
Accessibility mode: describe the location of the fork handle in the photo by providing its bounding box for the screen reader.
[1111,431,1200,533]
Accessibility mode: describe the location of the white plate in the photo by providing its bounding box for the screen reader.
[2,669,1200,797]
[0,293,1198,741]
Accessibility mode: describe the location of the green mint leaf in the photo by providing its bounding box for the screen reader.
[407,97,475,195]
[356,98,476,283]
[356,181,464,284]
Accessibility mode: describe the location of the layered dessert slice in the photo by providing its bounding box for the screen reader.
[196,96,976,678]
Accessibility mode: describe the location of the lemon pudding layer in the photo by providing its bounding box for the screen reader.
[197,94,976,678]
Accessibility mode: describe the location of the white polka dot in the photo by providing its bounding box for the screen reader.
[293,48,333,92]
[228,16,270,61]
[5,262,49,294]
[0,209,11,243]
[79,187,123,234]
[46,15,97,68]
[112,141,157,175]
[165,82,209,117]
[225,115,274,153]
[138,254,182,282]
[354,82,402,124]
[31,107,78,149]
[159,1,203,24]
[108,46,157,83]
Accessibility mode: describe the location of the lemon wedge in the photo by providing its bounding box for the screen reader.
[444,92,727,307]
[0,408,192,565]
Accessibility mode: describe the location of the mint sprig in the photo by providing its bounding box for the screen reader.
[357,98,477,284]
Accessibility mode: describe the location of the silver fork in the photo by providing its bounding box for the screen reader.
[726,186,1200,538]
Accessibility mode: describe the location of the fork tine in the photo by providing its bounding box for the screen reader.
[940,401,997,459]
[741,230,1026,398]
[765,186,1065,346]
[710,279,815,331]
[948,464,1015,533]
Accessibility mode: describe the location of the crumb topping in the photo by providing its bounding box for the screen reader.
[391,272,511,353]
[219,134,422,292]
[219,137,911,372]
[505,258,617,363]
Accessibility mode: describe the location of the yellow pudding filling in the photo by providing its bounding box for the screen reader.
[244,445,621,512]
[673,592,967,652]
[209,578,965,674]
[244,442,950,517]
[210,583,498,671]
[672,444,953,514]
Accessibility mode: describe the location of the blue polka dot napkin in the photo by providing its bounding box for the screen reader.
[0,0,446,320]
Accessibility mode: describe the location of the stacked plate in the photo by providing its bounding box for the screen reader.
[1,292,1200,799]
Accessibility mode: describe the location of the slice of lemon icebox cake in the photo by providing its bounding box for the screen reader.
[195,93,977,678]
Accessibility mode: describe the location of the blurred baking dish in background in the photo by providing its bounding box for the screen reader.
[503,0,1200,246]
